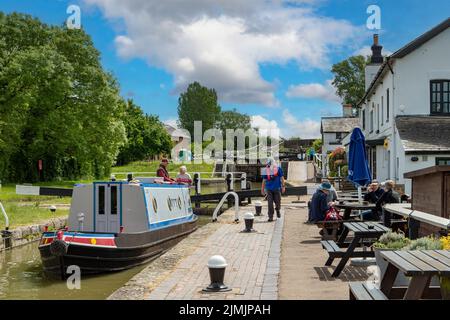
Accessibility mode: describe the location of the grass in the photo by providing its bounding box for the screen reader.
[0,160,215,229]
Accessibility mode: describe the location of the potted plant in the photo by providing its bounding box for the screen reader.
[439,235,450,300]
[373,231,411,286]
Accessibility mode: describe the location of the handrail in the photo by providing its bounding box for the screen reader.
[384,203,450,230]
[0,201,9,230]
[211,191,240,223]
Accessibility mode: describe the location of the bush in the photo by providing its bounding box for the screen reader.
[373,231,410,250]
[403,236,442,251]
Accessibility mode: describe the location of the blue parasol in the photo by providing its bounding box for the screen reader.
[347,127,372,187]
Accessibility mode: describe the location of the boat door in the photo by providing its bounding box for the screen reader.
[95,183,121,233]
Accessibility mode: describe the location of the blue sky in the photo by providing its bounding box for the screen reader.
[1,0,449,138]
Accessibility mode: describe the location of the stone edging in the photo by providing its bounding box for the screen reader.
[260,212,284,299]
[0,217,67,252]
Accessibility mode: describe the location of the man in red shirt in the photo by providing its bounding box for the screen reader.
[156,158,175,182]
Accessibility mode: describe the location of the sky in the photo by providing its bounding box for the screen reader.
[1,0,449,138]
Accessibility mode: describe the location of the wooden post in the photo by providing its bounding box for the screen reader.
[194,173,201,209]
[408,217,420,240]
[383,207,392,227]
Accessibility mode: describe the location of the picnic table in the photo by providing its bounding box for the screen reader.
[335,202,376,220]
[323,221,390,277]
[336,197,361,202]
[380,250,450,300]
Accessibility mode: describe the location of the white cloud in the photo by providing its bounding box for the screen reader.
[251,115,281,137]
[251,111,320,139]
[281,109,320,138]
[286,79,340,103]
[83,0,361,106]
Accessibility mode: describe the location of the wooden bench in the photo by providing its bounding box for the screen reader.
[321,240,344,266]
[349,282,388,300]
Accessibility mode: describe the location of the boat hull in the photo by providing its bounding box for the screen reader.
[39,216,198,278]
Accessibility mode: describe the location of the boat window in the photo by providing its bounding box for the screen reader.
[98,186,105,215]
[111,185,117,215]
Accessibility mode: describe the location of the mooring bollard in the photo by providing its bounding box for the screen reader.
[49,205,56,213]
[203,255,231,292]
[243,212,255,232]
[254,200,262,216]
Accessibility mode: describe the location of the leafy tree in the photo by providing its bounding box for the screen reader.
[0,13,126,181]
[215,108,251,132]
[177,82,221,137]
[116,100,172,165]
[331,56,367,109]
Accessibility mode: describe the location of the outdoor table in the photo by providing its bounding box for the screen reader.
[380,250,450,300]
[331,222,390,277]
[335,202,376,220]
[336,197,361,202]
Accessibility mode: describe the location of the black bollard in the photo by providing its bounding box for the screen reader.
[243,212,255,232]
[203,255,231,292]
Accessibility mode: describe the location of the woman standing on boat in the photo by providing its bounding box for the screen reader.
[156,158,175,182]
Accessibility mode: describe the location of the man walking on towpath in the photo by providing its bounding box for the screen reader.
[261,158,286,222]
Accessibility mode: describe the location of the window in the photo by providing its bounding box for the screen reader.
[377,103,380,131]
[336,132,342,140]
[362,110,366,130]
[386,89,390,122]
[436,157,450,165]
[381,96,384,125]
[98,186,105,215]
[110,185,117,215]
[370,110,374,133]
[431,80,450,114]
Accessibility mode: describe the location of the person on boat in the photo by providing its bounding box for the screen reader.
[361,180,385,220]
[176,165,192,185]
[156,158,175,182]
[261,158,286,222]
[309,182,332,223]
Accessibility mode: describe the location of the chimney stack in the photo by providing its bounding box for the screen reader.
[370,34,383,64]
[342,104,353,117]
[365,34,384,90]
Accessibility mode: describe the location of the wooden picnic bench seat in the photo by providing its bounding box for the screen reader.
[321,240,344,266]
[349,282,388,300]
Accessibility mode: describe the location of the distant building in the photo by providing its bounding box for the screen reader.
[321,106,359,177]
[164,124,191,161]
[354,18,450,194]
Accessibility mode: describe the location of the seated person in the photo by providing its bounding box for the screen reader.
[376,180,400,211]
[156,158,175,182]
[308,179,337,222]
[361,180,385,221]
[309,182,332,222]
[176,165,192,185]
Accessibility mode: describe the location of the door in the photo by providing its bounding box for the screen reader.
[445,176,450,219]
[95,183,121,233]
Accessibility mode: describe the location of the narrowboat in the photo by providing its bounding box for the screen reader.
[39,178,197,278]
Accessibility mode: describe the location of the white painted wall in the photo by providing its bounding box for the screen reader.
[359,27,450,194]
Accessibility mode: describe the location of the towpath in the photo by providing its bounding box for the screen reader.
[109,192,369,300]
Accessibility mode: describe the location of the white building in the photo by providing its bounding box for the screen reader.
[321,106,359,177]
[356,18,450,194]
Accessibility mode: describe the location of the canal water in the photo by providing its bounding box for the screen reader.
[0,182,260,299]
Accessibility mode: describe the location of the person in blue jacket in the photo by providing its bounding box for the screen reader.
[309,182,332,222]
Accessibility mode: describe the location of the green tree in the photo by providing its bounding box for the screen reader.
[215,108,251,132]
[0,13,126,181]
[116,100,172,165]
[177,82,221,137]
[331,56,367,109]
